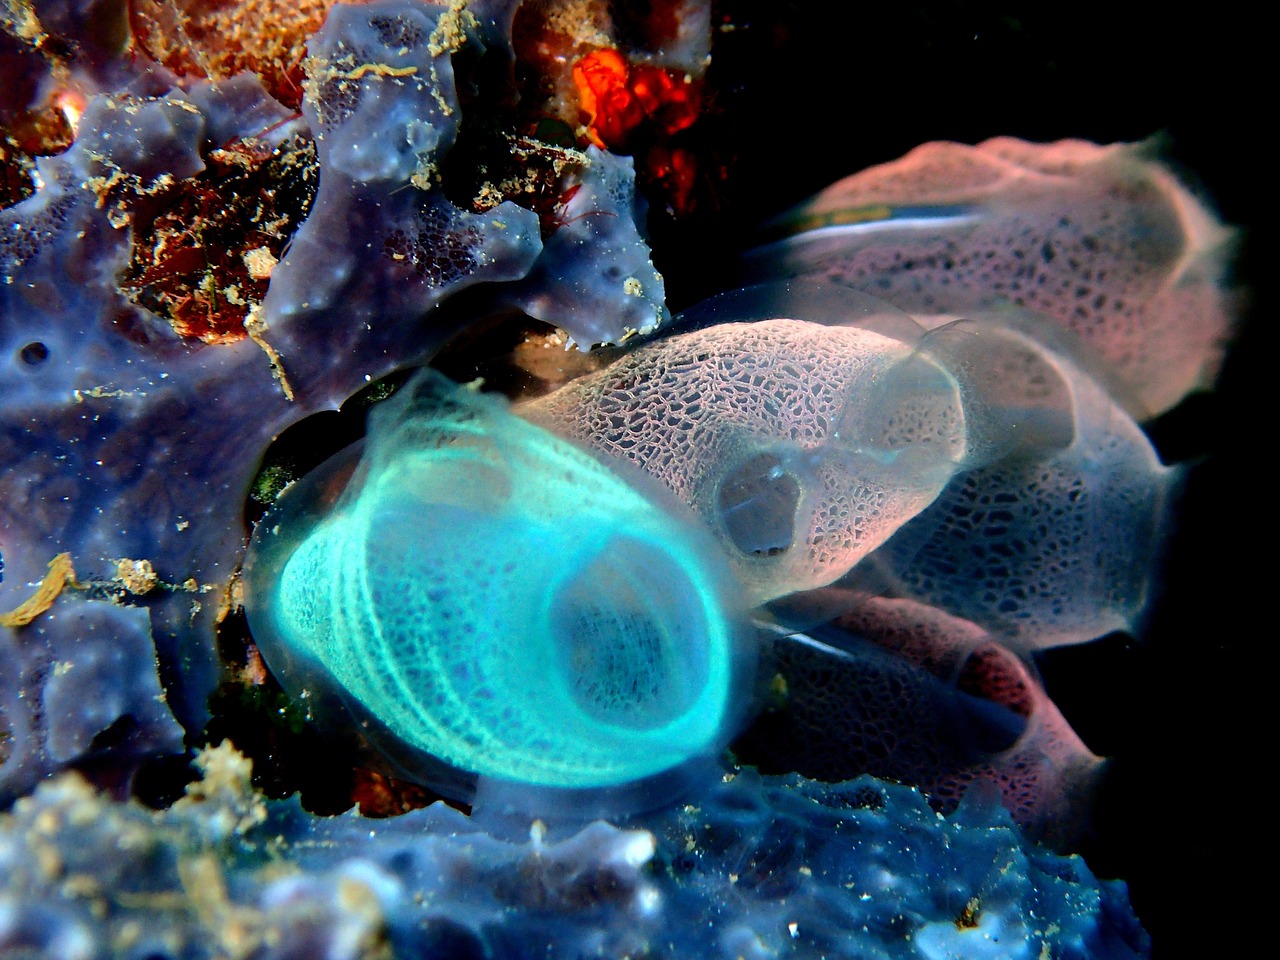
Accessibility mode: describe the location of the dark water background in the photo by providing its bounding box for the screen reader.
[649,5,1260,957]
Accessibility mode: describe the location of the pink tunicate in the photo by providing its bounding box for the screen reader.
[750,596,1104,846]
[748,138,1236,418]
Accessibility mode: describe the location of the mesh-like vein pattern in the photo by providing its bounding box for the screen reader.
[521,319,965,603]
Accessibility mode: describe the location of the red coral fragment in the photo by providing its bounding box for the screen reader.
[572,48,701,150]
[120,134,316,343]
[629,64,699,136]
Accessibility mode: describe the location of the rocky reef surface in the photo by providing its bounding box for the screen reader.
[1,743,1148,960]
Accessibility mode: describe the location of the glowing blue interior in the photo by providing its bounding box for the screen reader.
[245,372,742,790]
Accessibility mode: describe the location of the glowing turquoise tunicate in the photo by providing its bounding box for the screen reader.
[243,371,743,790]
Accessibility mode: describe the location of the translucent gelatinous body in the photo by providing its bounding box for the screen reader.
[522,283,1174,649]
[519,308,970,604]
[853,316,1176,647]
[243,372,744,792]
[750,138,1236,418]
[747,597,1105,845]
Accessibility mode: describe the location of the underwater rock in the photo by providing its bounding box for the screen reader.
[243,371,747,797]
[0,746,1149,959]
[748,138,1236,419]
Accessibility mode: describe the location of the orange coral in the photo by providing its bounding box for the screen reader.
[629,63,699,135]
[572,48,700,150]
[572,48,639,149]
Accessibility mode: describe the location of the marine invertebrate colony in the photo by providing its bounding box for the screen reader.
[519,290,1176,646]
[0,1,1253,956]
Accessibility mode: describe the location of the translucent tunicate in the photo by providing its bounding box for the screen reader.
[849,314,1177,648]
[748,138,1236,419]
[518,288,976,605]
[521,282,1174,649]
[242,371,747,796]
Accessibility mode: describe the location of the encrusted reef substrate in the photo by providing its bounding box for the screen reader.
[0,0,668,802]
[0,744,1149,960]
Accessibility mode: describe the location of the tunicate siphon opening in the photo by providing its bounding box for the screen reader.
[716,453,800,558]
[953,644,1033,754]
[549,543,710,731]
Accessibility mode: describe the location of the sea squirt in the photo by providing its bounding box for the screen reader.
[518,285,976,606]
[850,313,1177,648]
[242,370,747,799]
[517,279,1164,639]
[747,138,1236,419]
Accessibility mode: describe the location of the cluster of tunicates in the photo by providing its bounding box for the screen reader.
[247,262,1180,821]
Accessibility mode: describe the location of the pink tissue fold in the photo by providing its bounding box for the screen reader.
[774,595,1105,846]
